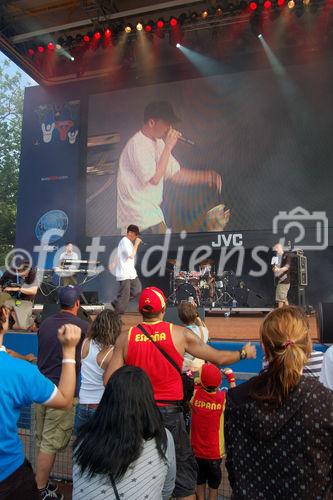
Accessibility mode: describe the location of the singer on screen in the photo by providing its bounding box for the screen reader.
[117,101,223,234]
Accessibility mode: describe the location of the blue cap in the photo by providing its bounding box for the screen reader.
[58,285,81,307]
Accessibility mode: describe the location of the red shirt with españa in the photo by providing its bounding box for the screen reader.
[190,385,226,459]
[125,321,183,405]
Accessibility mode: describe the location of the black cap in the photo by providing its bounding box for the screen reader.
[144,101,180,124]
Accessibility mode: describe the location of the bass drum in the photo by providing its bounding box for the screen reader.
[176,283,198,305]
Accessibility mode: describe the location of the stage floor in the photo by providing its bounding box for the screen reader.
[122,311,319,341]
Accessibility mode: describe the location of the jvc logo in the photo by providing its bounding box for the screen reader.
[211,233,243,248]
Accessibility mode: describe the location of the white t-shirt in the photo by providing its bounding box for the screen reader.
[319,345,333,390]
[117,131,181,232]
[183,323,209,372]
[115,237,138,281]
[59,251,79,277]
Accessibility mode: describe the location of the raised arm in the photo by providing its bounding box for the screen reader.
[103,332,127,385]
[183,328,256,366]
[45,324,82,410]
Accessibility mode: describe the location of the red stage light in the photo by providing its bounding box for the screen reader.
[157,19,164,28]
[37,46,45,53]
[249,1,258,9]
[170,17,178,27]
[104,28,111,37]
[47,42,55,50]
[145,24,152,32]
[28,48,35,56]
[83,34,90,42]
[264,0,272,7]
[94,31,101,40]
[277,0,285,6]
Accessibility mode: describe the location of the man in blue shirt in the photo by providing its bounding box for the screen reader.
[0,305,82,499]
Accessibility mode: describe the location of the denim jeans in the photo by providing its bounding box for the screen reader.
[76,404,97,432]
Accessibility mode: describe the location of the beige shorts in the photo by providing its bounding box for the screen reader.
[275,283,290,303]
[0,294,34,329]
[35,398,78,454]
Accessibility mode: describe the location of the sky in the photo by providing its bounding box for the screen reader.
[0,50,38,87]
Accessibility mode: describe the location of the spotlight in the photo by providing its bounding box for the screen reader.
[145,22,153,32]
[70,56,75,61]
[176,43,181,48]
[201,10,209,18]
[190,12,198,21]
[124,24,132,33]
[258,33,263,38]
[104,28,112,37]
[216,7,223,15]
[169,16,178,27]
[277,0,285,6]
[28,48,35,56]
[37,45,45,53]
[55,44,61,50]
[264,0,272,8]
[157,19,165,28]
[47,42,55,50]
[249,1,258,10]
[94,31,101,40]
[303,0,310,5]
[136,22,143,31]
[83,34,90,42]
[288,0,295,8]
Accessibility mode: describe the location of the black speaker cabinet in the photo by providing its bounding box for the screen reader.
[318,302,333,343]
[164,306,205,326]
[290,253,308,287]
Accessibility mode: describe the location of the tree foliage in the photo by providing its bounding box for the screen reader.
[0,59,24,264]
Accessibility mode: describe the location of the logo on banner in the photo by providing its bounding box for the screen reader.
[35,210,69,243]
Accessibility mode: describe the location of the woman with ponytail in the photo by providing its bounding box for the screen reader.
[225,306,333,499]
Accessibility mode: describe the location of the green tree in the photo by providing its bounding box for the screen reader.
[0,59,24,265]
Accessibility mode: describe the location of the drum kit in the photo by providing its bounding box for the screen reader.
[167,258,237,308]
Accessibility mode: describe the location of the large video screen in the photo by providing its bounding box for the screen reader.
[86,58,333,236]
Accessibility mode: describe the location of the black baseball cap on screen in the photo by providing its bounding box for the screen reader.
[144,101,180,124]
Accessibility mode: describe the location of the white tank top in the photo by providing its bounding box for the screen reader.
[79,340,113,404]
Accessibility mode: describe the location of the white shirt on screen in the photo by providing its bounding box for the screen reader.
[115,236,138,281]
[117,131,181,232]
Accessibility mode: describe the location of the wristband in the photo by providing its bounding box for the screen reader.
[62,359,76,364]
[239,348,247,360]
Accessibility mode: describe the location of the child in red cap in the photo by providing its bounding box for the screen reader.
[190,363,235,500]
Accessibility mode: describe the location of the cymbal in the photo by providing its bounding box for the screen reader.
[167,259,178,265]
[199,259,215,266]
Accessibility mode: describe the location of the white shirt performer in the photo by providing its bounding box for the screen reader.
[59,242,79,285]
[117,101,222,234]
[112,225,142,314]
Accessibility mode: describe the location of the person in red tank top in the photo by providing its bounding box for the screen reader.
[104,286,256,500]
[190,363,236,500]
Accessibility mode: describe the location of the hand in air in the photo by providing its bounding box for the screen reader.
[165,128,181,150]
[58,324,82,348]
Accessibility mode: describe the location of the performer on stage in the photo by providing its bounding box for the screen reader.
[59,241,79,285]
[0,260,38,330]
[272,243,291,308]
[117,101,222,234]
[112,225,142,314]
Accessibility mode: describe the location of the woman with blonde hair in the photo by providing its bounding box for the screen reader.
[77,309,122,429]
[225,306,333,500]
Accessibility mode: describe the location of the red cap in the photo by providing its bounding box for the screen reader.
[139,287,166,313]
[200,363,222,389]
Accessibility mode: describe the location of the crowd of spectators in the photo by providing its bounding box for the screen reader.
[0,285,332,500]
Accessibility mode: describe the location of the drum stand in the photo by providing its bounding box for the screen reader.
[166,269,177,306]
[212,289,235,308]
